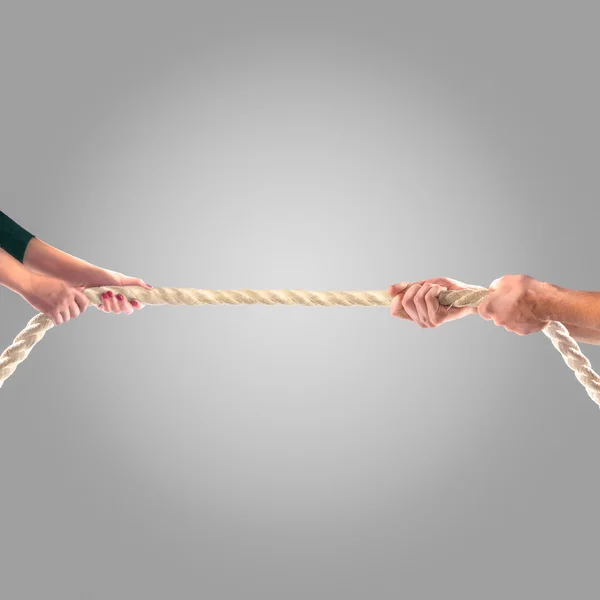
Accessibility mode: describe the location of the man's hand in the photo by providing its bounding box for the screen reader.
[388,277,479,328]
[21,273,90,325]
[388,274,552,337]
[477,274,550,336]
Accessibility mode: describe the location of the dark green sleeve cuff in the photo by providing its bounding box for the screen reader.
[0,211,36,264]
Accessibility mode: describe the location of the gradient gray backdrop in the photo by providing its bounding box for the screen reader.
[1,2,600,598]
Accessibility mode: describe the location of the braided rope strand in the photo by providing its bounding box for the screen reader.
[1,284,599,407]
[83,288,397,307]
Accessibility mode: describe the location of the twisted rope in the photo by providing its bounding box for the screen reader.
[1,284,599,407]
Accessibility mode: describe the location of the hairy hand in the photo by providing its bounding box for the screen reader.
[477,274,549,336]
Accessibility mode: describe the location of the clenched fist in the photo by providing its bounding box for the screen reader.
[388,277,478,328]
[477,274,550,336]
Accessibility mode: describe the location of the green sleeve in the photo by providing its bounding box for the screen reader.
[0,211,36,264]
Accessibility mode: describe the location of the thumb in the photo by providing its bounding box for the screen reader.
[387,282,409,297]
[125,277,153,289]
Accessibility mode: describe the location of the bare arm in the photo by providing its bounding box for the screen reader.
[0,247,35,297]
[390,277,600,346]
[23,237,107,286]
[536,283,600,345]
[1,213,149,321]
[560,324,600,345]
[21,236,151,315]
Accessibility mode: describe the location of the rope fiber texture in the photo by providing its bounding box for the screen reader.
[2,284,600,407]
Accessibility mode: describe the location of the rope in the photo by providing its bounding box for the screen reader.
[2,284,600,407]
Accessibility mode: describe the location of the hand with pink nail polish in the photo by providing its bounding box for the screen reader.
[6,235,152,321]
[86,269,152,315]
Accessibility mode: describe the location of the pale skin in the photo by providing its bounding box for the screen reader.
[388,275,600,345]
[0,237,151,325]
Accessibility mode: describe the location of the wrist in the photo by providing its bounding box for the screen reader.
[12,268,38,298]
[529,281,564,321]
[83,266,121,287]
[23,238,107,286]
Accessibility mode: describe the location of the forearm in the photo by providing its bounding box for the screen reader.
[0,248,34,296]
[558,324,600,345]
[535,282,600,345]
[23,238,106,286]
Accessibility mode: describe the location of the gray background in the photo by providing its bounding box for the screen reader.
[1,1,600,598]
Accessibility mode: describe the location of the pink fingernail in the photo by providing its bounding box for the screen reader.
[107,291,114,298]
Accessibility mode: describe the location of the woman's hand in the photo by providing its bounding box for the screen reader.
[21,273,90,325]
[388,277,479,328]
[86,269,153,315]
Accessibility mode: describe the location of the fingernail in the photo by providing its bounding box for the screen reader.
[107,291,114,298]
[116,294,124,301]
[147,284,153,288]
[101,292,107,299]
[131,300,138,306]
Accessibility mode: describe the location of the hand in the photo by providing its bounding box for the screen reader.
[86,269,153,315]
[388,277,479,328]
[477,274,549,336]
[22,273,90,325]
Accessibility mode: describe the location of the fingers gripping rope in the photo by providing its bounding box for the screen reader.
[1,284,600,407]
